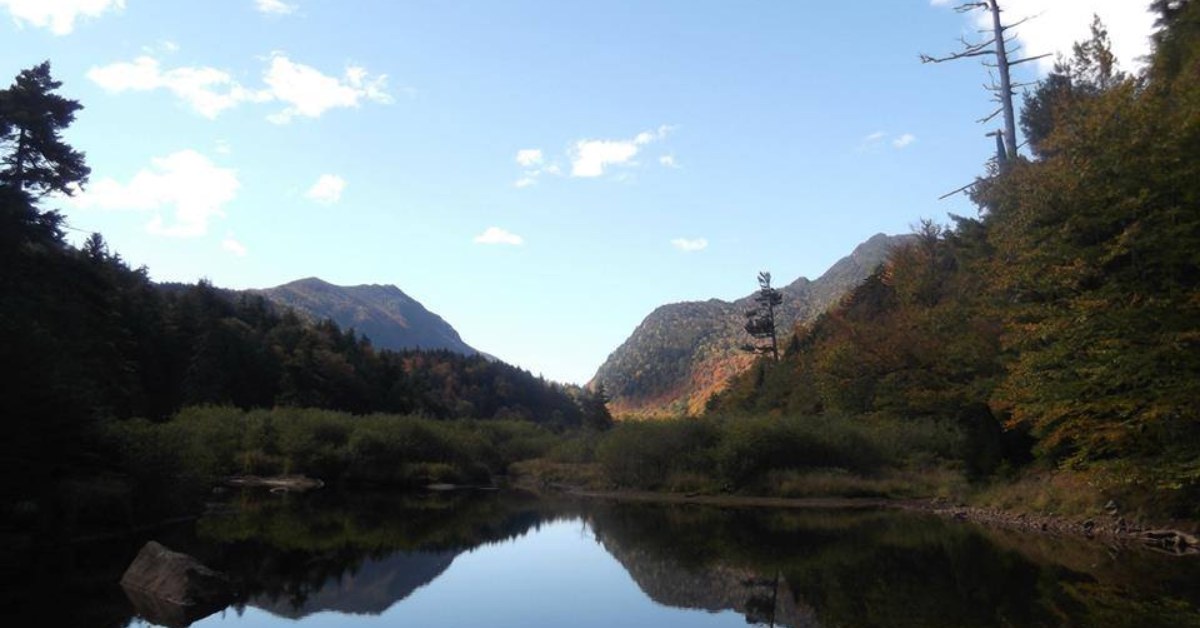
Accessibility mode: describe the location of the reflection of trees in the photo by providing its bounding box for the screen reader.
[584,503,1200,628]
[197,490,563,618]
[743,573,781,627]
[13,492,1198,627]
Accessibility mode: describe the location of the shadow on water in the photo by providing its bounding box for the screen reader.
[3,491,1198,627]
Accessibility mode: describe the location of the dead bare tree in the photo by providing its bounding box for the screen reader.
[921,1,1049,163]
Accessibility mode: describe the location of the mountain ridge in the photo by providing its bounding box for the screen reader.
[255,277,478,356]
[591,233,909,416]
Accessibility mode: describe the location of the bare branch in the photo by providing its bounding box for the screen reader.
[977,107,1004,124]
[954,2,989,13]
[1009,53,1052,66]
[1000,14,1040,32]
[938,180,977,200]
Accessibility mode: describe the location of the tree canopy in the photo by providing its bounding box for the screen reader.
[0,61,90,197]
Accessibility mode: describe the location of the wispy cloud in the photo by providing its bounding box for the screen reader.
[222,232,248,257]
[88,56,269,119]
[516,149,543,168]
[513,126,675,186]
[860,130,916,152]
[474,227,524,246]
[671,237,708,252]
[570,125,673,178]
[255,0,296,15]
[263,53,392,123]
[0,0,124,35]
[305,174,346,204]
[66,149,238,238]
[87,52,392,122]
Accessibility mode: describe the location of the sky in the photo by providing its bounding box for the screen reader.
[0,0,1159,384]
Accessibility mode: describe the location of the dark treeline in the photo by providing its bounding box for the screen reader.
[0,64,609,512]
[710,5,1200,514]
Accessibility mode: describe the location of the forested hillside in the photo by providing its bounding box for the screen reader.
[593,233,906,416]
[710,7,1200,512]
[0,63,601,509]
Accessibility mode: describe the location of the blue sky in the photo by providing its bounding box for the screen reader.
[1,1,1157,384]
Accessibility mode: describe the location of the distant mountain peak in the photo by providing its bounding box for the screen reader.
[255,278,477,355]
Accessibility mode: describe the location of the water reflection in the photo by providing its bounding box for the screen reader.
[4,490,1198,627]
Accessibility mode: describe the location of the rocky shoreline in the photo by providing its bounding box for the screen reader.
[546,485,1200,556]
[918,500,1200,556]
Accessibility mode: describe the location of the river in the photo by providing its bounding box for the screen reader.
[6,490,1199,627]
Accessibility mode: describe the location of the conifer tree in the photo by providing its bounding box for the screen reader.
[0,61,90,197]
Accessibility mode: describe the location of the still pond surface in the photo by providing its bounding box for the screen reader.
[9,490,1200,627]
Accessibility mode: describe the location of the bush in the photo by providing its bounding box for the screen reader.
[105,406,561,491]
[596,419,719,489]
[715,415,886,486]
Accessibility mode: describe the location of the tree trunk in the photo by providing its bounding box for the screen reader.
[989,0,1018,161]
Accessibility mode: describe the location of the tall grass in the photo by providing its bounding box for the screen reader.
[104,406,560,494]
[594,413,965,492]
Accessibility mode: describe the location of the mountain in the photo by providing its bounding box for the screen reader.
[256,277,478,355]
[591,233,909,416]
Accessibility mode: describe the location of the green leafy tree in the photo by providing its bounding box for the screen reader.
[1021,16,1124,157]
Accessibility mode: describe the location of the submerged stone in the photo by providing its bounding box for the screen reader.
[120,541,233,626]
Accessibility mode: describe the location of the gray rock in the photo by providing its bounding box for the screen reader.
[120,541,232,626]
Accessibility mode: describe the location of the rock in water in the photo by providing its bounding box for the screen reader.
[120,541,232,626]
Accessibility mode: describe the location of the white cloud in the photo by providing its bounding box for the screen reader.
[570,126,674,178]
[659,154,680,168]
[671,237,708,252]
[0,0,123,35]
[255,0,295,15]
[263,53,392,123]
[87,53,391,122]
[571,139,639,178]
[860,130,914,151]
[222,233,248,257]
[305,174,346,204]
[515,149,543,167]
[87,56,270,119]
[68,149,238,238]
[936,0,1156,73]
[513,177,537,189]
[635,125,673,145]
[474,227,524,246]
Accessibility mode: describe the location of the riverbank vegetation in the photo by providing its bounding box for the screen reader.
[3,2,1199,547]
[698,5,1200,521]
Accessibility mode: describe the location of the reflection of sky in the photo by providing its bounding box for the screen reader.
[182,518,748,628]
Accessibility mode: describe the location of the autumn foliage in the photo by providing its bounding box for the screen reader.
[711,4,1200,501]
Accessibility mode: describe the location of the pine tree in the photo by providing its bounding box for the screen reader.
[0,61,91,197]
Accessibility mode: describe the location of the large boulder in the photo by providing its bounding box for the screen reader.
[120,541,233,626]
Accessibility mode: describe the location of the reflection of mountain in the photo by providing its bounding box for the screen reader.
[251,550,458,618]
[600,537,822,628]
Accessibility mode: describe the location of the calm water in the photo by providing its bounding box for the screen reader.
[6,490,1200,627]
